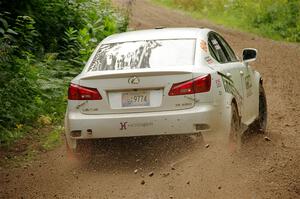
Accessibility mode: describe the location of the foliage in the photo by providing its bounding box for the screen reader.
[1,0,81,52]
[155,0,300,42]
[14,16,39,55]
[0,14,39,134]
[0,0,128,145]
[42,126,63,150]
[0,13,18,63]
[60,0,128,65]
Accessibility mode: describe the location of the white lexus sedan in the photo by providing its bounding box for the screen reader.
[65,28,267,154]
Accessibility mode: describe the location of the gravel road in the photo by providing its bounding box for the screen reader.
[1,0,299,198]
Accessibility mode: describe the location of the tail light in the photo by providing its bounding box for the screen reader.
[68,84,102,100]
[168,74,211,96]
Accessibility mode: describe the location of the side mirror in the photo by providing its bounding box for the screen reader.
[242,48,257,63]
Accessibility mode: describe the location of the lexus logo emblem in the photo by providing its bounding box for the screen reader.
[128,76,140,84]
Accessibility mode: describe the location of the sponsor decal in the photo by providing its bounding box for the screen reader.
[211,39,221,50]
[245,74,253,97]
[212,39,218,45]
[204,56,214,64]
[120,122,153,130]
[76,101,88,109]
[128,122,153,128]
[245,75,252,89]
[120,122,128,130]
[215,79,222,88]
[200,40,208,52]
[76,101,99,112]
[175,102,193,107]
[183,95,200,103]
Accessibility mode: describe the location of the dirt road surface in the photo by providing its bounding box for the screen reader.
[1,0,300,198]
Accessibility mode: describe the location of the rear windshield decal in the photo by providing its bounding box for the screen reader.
[88,39,196,71]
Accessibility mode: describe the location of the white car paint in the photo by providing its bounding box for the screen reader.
[65,28,261,150]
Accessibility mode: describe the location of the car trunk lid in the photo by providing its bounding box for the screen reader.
[77,68,195,114]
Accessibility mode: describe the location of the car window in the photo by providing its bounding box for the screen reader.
[208,41,218,61]
[214,33,238,62]
[208,33,228,63]
[88,39,196,71]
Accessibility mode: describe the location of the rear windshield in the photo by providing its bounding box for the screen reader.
[87,39,196,71]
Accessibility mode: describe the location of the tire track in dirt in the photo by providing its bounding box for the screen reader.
[1,0,299,198]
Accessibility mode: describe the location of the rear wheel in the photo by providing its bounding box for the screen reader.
[228,103,242,151]
[251,84,267,133]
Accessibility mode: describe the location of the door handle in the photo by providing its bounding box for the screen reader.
[226,72,232,78]
[240,71,244,76]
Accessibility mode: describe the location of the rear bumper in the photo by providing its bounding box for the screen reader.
[65,104,220,140]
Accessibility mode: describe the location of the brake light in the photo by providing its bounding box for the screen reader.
[168,74,211,96]
[68,84,102,100]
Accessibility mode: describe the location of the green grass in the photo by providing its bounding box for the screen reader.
[0,125,64,168]
[151,0,249,33]
[152,0,300,42]
[41,126,63,150]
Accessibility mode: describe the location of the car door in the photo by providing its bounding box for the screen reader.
[207,32,245,117]
[214,32,259,124]
[238,59,258,124]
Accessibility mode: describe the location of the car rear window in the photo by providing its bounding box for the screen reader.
[87,39,196,71]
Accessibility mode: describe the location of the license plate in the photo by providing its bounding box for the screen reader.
[122,91,150,107]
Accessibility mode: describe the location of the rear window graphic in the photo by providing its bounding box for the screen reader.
[88,39,196,71]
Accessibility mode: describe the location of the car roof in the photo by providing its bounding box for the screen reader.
[102,28,211,43]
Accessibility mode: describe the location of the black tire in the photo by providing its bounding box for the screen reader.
[251,84,267,133]
[229,103,242,150]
